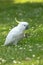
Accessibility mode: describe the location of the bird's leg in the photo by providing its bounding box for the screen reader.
[23,33,26,38]
[24,33,30,38]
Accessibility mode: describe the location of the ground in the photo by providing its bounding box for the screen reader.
[0,1,43,65]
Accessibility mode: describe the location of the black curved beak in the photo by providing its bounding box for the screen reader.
[26,26,29,30]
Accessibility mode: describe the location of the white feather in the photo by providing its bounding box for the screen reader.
[4,22,28,45]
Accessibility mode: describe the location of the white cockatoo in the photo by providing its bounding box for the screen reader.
[4,19,29,45]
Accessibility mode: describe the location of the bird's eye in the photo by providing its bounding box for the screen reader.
[24,25,25,26]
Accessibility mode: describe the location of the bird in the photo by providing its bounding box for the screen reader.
[4,19,29,45]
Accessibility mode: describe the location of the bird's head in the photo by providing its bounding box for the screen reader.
[18,22,29,30]
[15,18,29,31]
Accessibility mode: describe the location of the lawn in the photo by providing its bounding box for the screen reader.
[0,2,43,65]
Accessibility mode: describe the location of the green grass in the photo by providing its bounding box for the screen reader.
[0,2,43,65]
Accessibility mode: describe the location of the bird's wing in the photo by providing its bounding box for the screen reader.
[4,27,23,45]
